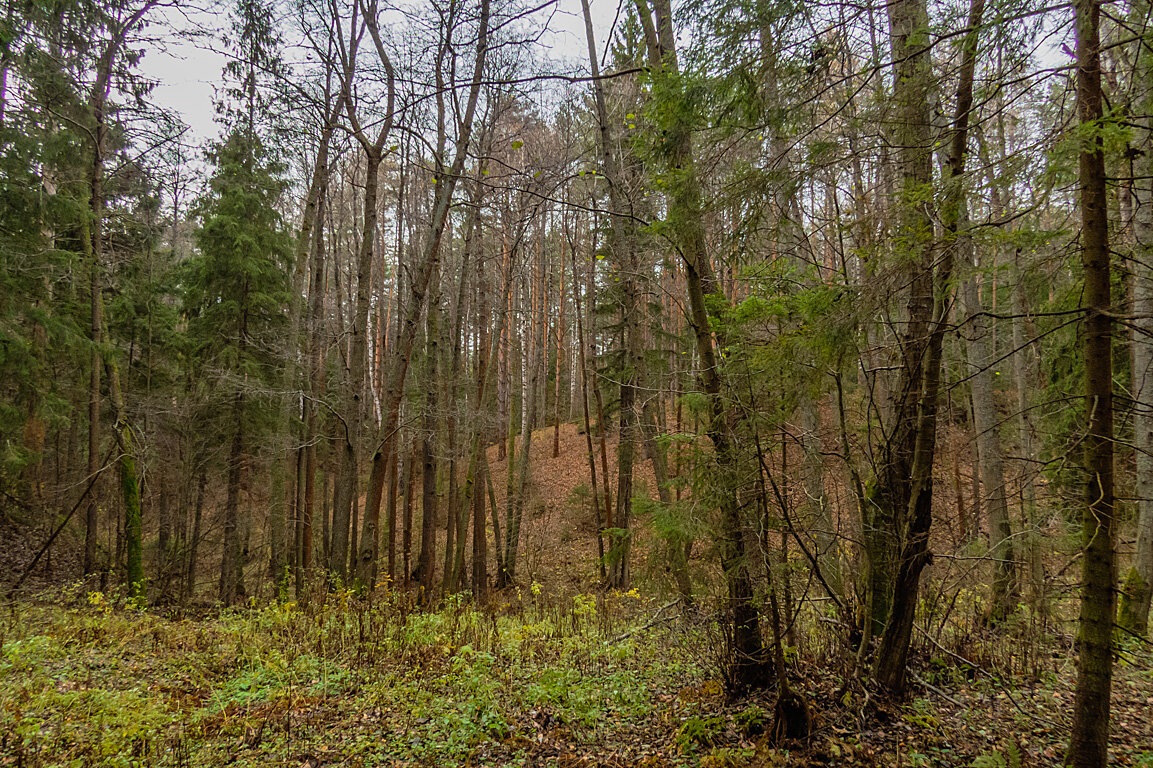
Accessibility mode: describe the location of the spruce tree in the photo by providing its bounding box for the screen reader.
[185,129,291,604]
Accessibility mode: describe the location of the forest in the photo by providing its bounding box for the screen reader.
[1,0,1152,765]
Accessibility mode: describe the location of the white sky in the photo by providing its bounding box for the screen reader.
[140,0,621,142]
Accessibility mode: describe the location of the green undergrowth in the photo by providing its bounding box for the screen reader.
[0,588,708,767]
[6,586,1150,767]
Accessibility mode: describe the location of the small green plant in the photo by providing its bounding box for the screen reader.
[971,742,1022,768]
[734,704,767,736]
[475,702,510,740]
[902,698,940,731]
[87,590,114,614]
[702,746,756,768]
[676,714,725,752]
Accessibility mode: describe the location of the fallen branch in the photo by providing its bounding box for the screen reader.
[611,599,681,643]
[909,672,963,707]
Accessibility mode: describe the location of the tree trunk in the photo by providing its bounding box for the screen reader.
[1011,250,1046,614]
[871,0,982,696]
[272,84,342,585]
[642,401,691,603]
[105,356,143,600]
[403,442,416,587]
[79,0,156,582]
[332,147,382,580]
[503,244,544,586]
[1118,0,1153,638]
[85,237,102,577]
[219,392,246,605]
[568,217,608,581]
[356,0,490,587]
[963,270,1018,622]
[581,0,640,590]
[183,468,206,603]
[1067,0,1116,764]
[472,450,488,602]
[300,170,329,590]
[862,0,936,647]
[634,0,770,690]
[417,258,442,598]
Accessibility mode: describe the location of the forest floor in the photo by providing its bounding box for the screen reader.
[2,423,1153,766]
[3,586,1153,767]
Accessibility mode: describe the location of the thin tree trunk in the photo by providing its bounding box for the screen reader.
[274,83,342,584]
[486,453,505,578]
[472,448,488,602]
[862,0,937,647]
[568,218,608,580]
[642,401,691,602]
[385,449,399,586]
[1067,0,1116,763]
[104,357,143,599]
[85,241,102,577]
[301,174,329,589]
[1118,0,1153,637]
[357,0,490,587]
[403,442,416,587]
[581,0,639,589]
[183,468,206,603]
[332,147,382,579]
[1011,250,1046,613]
[417,260,442,598]
[502,242,544,586]
[963,271,1018,621]
[219,393,246,605]
[872,0,982,695]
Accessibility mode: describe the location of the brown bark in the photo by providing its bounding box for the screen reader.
[1118,0,1153,638]
[872,0,983,695]
[634,0,769,690]
[357,0,490,588]
[568,214,608,580]
[1067,0,1115,764]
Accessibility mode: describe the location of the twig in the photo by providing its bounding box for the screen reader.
[1115,622,1153,648]
[6,446,116,601]
[915,626,1068,730]
[910,672,963,707]
[610,599,680,643]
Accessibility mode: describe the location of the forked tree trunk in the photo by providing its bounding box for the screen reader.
[871,0,982,695]
[357,0,490,587]
[861,0,936,647]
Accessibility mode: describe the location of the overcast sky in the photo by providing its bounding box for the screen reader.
[140,0,621,142]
